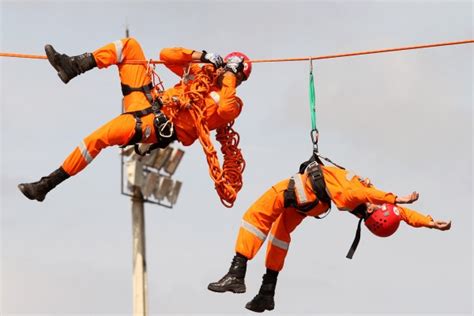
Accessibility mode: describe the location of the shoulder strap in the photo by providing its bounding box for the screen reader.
[306,162,331,205]
[283,177,320,213]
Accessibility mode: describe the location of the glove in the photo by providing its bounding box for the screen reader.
[200,50,224,69]
[224,56,244,74]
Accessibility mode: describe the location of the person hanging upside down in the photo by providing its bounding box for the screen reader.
[18,38,251,205]
[208,157,451,313]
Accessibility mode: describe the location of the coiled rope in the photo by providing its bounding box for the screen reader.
[160,65,245,208]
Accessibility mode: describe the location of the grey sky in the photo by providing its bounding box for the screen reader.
[1,1,472,315]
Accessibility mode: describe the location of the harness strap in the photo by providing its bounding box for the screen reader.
[283,177,320,213]
[121,82,153,96]
[283,177,296,208]
[306,162,331,205]
[124,106,155,118]
[346,204,370,259]
[346,218,363,259]
[121,107,155,147]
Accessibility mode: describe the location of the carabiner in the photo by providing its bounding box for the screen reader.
[310,128,319,145]
[310,128,319,153]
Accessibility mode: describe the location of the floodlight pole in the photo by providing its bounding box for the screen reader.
[123,25,148,316]
[131,186,148,316]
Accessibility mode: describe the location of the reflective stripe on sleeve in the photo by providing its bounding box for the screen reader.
[113,40,124,63]
[269,234,289,250]
[79,141,93,164]
[241,219,267,241]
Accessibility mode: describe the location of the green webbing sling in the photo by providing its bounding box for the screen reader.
[309,59,319,155]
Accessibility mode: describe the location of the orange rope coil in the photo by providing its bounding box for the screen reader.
[160,65,245,208]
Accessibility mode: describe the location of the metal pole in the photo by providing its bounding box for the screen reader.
[124,24,148,316]
[131,186,148,316]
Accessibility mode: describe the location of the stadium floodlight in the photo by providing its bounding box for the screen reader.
[164,148,185,175]
[167,180,182,206]
[141,148,157,167]
[154,177,174,201]
[153,147,173,170]
[142,172,159,199]
[121,144,184,207]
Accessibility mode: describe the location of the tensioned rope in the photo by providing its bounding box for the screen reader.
[1,39,472,63]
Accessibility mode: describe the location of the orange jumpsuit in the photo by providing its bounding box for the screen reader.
[235,166,434,272]
[61,38,242,176]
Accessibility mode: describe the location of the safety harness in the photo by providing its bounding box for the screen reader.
[283,160,331,214]
[120,82,176,155]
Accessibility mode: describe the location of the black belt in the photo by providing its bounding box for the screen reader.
[121,82,153,96]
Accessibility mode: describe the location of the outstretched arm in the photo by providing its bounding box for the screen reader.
[427,220,452,231]
[398,206,452,231]
[395,191,419,204]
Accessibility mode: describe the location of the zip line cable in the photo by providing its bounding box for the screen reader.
[1,39,472,64]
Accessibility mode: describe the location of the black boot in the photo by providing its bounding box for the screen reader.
[245,270,278,313]
[18,167,70,202]
[45,44,97,84]
[208,253,247,293]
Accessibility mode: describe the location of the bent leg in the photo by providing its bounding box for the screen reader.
[93,37,152,111]
[61,114,136,176]
[235,186,286,260]
[94,38,150,85]
[265,208,306,272]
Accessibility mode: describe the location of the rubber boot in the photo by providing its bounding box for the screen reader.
[45,44,97,84]
[208,253,247,293]
[245,270,278,313]
[18,167,70,202]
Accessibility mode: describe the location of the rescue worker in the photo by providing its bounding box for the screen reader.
[18,38,251,202]
[208,158,451,313]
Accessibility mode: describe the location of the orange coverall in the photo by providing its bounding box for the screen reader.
[62,38,242,176]
[235,166,433,272]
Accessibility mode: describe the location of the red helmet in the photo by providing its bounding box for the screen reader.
[364,204,401,237]
[224,52,252,80]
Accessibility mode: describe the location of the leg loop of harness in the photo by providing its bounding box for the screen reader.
[127,116,143,147]
[121,81,175,155]
[133,112,177,156]
[121,106,177,156]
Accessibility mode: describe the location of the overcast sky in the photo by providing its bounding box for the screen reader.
[1,1,472,315]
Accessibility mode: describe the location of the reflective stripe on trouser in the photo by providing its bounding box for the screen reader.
[61,113,157,176]
[235,184,304,271]
[92,37,152,112]
[264,207,305,271]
